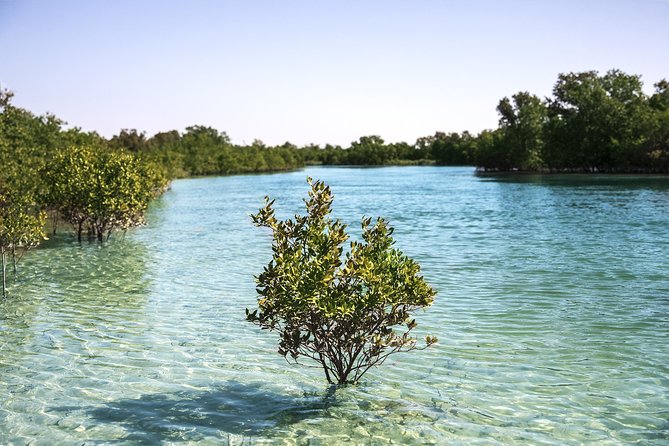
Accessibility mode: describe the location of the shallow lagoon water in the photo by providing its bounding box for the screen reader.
[1,166,668,444]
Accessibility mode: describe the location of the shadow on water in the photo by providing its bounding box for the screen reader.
[476,172,669,190]
[75,381,338,444]
[30,234,151,301]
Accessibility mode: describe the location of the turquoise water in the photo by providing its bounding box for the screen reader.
[1,166,668,445]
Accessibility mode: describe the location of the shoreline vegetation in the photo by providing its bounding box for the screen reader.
[1,68,668,292]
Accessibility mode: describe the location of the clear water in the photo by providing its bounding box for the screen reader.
[1,166,668,445]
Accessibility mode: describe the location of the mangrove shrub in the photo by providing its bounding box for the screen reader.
[44,146,166,241]
[248,178,437,384]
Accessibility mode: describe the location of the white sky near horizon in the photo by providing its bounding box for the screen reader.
[1,0,668,147]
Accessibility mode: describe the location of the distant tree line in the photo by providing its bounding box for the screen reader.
[297,132,474,166]
[298,70,669,172]
[476,70,669,172]
[108,127,303,178]
[79,69,669,175]
[107,129,476,174]
[1,68,667,293]
[108,128,474,174]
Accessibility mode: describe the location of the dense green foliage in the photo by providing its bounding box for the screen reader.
[0,87,166,244]
[300,70,669,171]
[0,86,168,297]
[297,133,474,166]
[43,146,165,241]
[301,136,430,165]
[109,127,303,178]
[475,70,669,172]
[248,179,437,384]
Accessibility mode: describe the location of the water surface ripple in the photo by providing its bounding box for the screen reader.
[1,167,668,444]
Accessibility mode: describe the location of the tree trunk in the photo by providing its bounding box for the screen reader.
[1,248,6,298]
[96,223,105,242]
[318,352,333,384]
[51,210,58,235]
[11,246,17,274]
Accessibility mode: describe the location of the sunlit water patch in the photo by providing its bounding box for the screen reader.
[1,167,668,444]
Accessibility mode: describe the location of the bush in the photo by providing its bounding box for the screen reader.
[44,146,167,241]
[248,178,437,384]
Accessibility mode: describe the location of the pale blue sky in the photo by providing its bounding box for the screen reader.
[1,0,668,146]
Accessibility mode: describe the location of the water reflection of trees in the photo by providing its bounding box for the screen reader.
[38,234,150,305]
[478,173,669,191]
[0,234,152,371]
